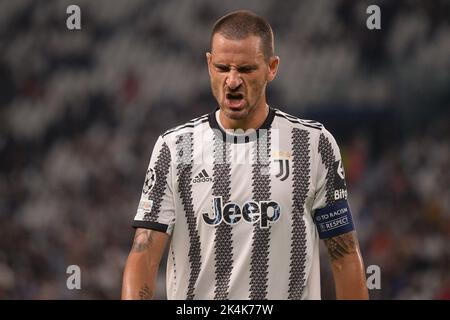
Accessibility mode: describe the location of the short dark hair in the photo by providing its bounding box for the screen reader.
[210,10,274,61]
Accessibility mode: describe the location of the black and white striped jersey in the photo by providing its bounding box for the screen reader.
[133,107,354,300]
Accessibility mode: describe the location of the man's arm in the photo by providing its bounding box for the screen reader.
[121,228,169,299]
[324,230,369,300]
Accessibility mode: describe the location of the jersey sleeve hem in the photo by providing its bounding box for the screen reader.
[132,221,169,233]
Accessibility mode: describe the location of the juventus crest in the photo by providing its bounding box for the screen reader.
[274,159,290,181]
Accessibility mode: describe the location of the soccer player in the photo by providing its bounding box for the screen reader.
[122,10,369,300]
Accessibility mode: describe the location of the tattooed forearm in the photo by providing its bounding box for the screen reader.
[132,229,153,252]
[139,284,153,300]
[324,232,357,261]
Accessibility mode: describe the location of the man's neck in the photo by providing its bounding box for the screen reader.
[219,103,269,131]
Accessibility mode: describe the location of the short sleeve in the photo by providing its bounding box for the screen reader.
[312,128,355,239]
[132,135,176,235]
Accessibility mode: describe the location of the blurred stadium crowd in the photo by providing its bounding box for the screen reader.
[0,0,449,299]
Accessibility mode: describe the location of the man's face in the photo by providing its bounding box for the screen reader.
[207,34,279,122]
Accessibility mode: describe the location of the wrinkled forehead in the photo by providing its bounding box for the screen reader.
[210,34,265,65]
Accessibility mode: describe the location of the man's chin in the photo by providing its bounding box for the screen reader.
[221,107,248,120]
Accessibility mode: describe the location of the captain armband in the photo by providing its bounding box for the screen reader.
[313,200,355,239]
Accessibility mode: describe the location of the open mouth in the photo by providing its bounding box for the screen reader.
[225,93,245,109]
[226,93,244,100]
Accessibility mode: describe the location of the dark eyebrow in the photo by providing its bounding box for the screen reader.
[213,63,229,69]
[213,63,258,72]
[237,65,258,72]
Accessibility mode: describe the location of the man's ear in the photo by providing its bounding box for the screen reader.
[267,56,280,82]
[206,52,212,76]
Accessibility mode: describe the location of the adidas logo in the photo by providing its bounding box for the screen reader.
[193,169,213,183]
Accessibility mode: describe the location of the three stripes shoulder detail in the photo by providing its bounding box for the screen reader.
[162,114,209,137]
[274,110,323,130]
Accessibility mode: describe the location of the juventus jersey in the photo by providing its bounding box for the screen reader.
[132,107,354,300]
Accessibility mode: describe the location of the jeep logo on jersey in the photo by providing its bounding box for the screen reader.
[202,197,281,228]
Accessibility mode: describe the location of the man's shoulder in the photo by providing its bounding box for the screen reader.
[272,108,345,152]
[161,113,210,139]
[273,108,324,132]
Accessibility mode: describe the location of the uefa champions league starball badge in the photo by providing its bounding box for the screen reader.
[143,168,156,195]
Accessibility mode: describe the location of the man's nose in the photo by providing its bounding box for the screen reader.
[226,71,242,90]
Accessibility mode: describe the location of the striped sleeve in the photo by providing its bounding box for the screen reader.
[132,135,175,234]
[311,128,355,239]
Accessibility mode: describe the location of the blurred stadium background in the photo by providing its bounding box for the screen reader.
[0,0,449,299]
